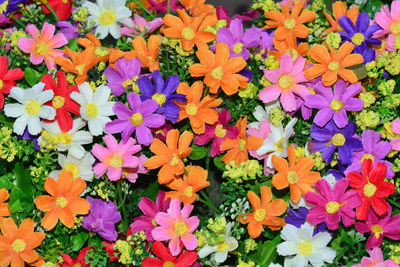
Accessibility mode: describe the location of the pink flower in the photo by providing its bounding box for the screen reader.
[353,247,398,267]
[355,206,400,249]
[305,178,362,230]
[17,22,67,70]
[152,199,199,256]
[91,135,141,182]
[390,119,400,150]
[374,1,400,51]
[258,54,311,112]
[120,14,163,37]
[122,154,148,183]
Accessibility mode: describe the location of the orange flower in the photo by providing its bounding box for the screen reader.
[145,129,194,184]
[323,1,359,35]
[239,186,287,238]
[0,218,45,267]
[176,81,222,134]
[55,46,98,84]
[189,43,248,95]
[305,41,364,86]
[78,33,111,62]
[270,38,309,60]
[271,146,321,203]
[163,9,217,51]
[180,0,215,17]
[0,188,10,221]
[165,165,210,204]
[35,170,90,230]
[220,116,263,165]
[131,35,161,72]
[264,0,316,43]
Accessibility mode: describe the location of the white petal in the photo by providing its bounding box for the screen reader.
[280,224,299,242]
[99,102,115,116]
[4,103,24,118]
[70,91,85,106]
[96,25,109,39]
[27,116,42,135]
[71,118,87,132]
[73,131,93,144]
[198,245,217,259]
[69,144,85,159]
[214,250,228,263]
[108,23,121,39]
[78,82,94,102]
[277,241,298,256]
[88,119,104,136]
[311,232,332,248]
[9,87,24,102]
[37,90,54,104]
[94,85,111,104]
[13,115,28,135]
[226,237,238,252]
[257,143,275,156]
[39,106,56,120]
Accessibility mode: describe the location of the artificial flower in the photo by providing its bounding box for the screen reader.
[323,1,359,34]
[374,1,400,51]
[0,188,10,220]
[131,35,161,71]
[49,152,95,181]
[105,57,141,97]
[353,247,398,267]
[142,241,198,267]
[216,6,258,27]
[59,247,91,267]
[55,21,79,41]
[0,56,24,110]
[41,0,72,21]
[390,119,400,150]
[270,38,309,61]
[285,207,329,235]
[120,14,163,37]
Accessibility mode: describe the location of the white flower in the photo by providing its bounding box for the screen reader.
[198,222,238,263]
[277,222,336,267]
[256,117,298,168]
[248,101,280,129]
[290,196,311,209]
[83,0,133,39]
[49,152,95,181]
[70,82,115,136]
[322,174,337,189]
[40,118,93,159]
[4,83,56,135]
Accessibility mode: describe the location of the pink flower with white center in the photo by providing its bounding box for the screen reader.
[91,135,141,182]
[152,198,199,256]
[353,247,398,267]
[17,22,67,71]
[258,53,311,112]
[120,14,163,37]
[374,1,400,51]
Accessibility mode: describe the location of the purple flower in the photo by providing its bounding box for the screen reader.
[345,130,394,179]
[259,30,274,58]
[216,6,258,27]
[212,18,262,60]
[308,120,363,165]
[105,58,141,97]
[120,14,163,37]
[55,21,80,41]
[305,80,364,128]
[138,70,186,123]
[106,92,165,145]
[338,13,382,63]
[285,207,329,235]
[130,191,171,241]
[82,197,121,242]
[1,0,28,14]
[291,94,312,120]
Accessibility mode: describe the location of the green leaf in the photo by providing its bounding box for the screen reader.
[189,145,208,160]
[67,38,79,52]
[143,181,159,200]
[348,64,367,80]
[0,174,12,189]
[213,156,226,171]
[250,236,281,265]
[14,162,33,194]
[70,232,89,251]
[24,67,42,87]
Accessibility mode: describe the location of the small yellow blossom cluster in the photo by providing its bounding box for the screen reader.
[71,216,83,230]
[359,92,376,108]
[73,7,89,23]
[239,82,259,99]
[308,16,329,38]
[269,106,285,127]
[223,160,263,183]
[9,30,27,54]
[29,165,49,180]
[377,50,400,76]
[294,146,306,160]
[326,32,342,50]
[237,259,260,267]
[387,244,400,264]
[263,55,279,70]
[244,238,257,253]
[195,216,227,250]
[378,79,396,96]
[380,122,398,140]
[311,0,326,12]
[114,240,132,265]
[94,182,111,200]
[39,130,60,151]
[355,110,381,130]
[203,19,227,35]
[41,262,57,267]
[251,0,280,13]
[310,152,326,171]
[162,37,194,56]
[0,126,18,162]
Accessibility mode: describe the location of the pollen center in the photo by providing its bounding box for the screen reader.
[181,27,195,41]
[152,93,167,106]
[163,261,175,267]
[122,79,133,89]
[363,182,377,197]
[254,208,266,222]
[85,103,98,118]
[99,11,116,25]
[287,171,299,184]
[55,196,68,208]
[214,124,227,138]
[361,153,375,164]
[278,75,292,89]
[183,186,193,197]
[238,139,246,151]
[11,239,26,253]
[351,33,365,46]
[170,153,179,166]
[371,224,383,238]
[0,80,3,89]
[64,163,79,178]
[59,132,72,144]
[298,241,313,255]
[211,66,223,80]
[217,240,228,252]
[328,61,340,71]
[75,64,85,75]
[284,18,296,29]
[26,100,40,116]
[330,99,343,112]
[233,43,244,54]
[35,42,49,55]
[391,22,400,35]
[52,96,65,109]
[174,221,188,235]
[185,103,198,116]
[325,201,340,214]
[130,113,143,126]
[331,133,345,146]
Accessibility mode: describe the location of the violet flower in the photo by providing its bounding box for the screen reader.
[138,70,186,123]
[56,21,80,41]
[130,191,171,241]
[305,80,364,128]
[216,6,258,27]
[1,0,28,14]
[308,120,363,165]
[120,14,163,37]
[284,207,329,235]
[82,197,121,242]
[105,57,141,97]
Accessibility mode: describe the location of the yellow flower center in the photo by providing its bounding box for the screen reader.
[185,103,198,116]
[284,18,296,29]
[59,132,72,144]
[328,61,340,71]
[26,100,40,116]
[330,99,343,112]
[214,124,227,138]
[52,96,65,109]
[298,241,313,255]
[0,80,4,89]
[307,87,316,94]
[351,33,365,46]
[35,42,49,55]
[217,240,228,252]
[64,163,79,178]
[211,66,223,80]
[95,47,109,57]
[371,224,383,239]
[130,113,143,126]
[233,43,244,54]
[278,75,292,89]
[287,48,299,60]
[391,22,400,35]
[61,0,68,3]
[238,139,246,151]
[174,221,188,235]
[163,261,175,267]
[331,133,346,146]
[11,239,26,253]
[152,93,167,106]
[170,154,179,166]
[325,201,340,214]
[181,27,195,41]
[99,11,116,25]
[287,171,299,184]
[361,153,375,164]
[55,196,68,208]
[183,186,193,197]
[122,79,133,89]
[72,264,81,267]
[274,137,285,152]
[152,218,157,227]
[254,208,266,222]
[85,103,98,118]
[0,1,8,14]
[75,64,85,75]
[110,155,123,168]
[363,182,377,197]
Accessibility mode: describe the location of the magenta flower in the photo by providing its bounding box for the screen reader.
[120,14,163,37]
[105,57,141,97]
[305,178,362,230]
[106,92,165,145]
[91,135,141,181]
[355,206,400,249]
[130,191,171,241]
[152,199,199,256]
[374,1,400,51]
[122,154,148,183]
[390,119,400,150]
[353,247,398,267]
[17,22,67,70]
[193,109,239,157]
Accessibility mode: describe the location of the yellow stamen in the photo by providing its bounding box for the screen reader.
[278,75,292,89]
[254,208,266,222]
[52,96,65,109]
[211,66,223,80]
[152,93,167,106]
[328,61,340,71]
[298,241,313,255]
[351,33,365,46]
[110,155,123,168]
[185,103,198,116]
[181,27,195,41]
[330,99,343,112]
[214,124,227,138]
[174,221,188,235]
[85,103,98,118]
[35,43,49,55]
[287,171,299,184]
[130,113,143,126]
[284,18,296,29]
[25,100,40,116]
[55,196,68,208]
[11,239,26,253]
[99,11,116,25]
[233,43,244,54]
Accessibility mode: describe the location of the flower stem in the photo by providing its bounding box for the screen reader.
[10,15,25,28]
[200,190,220,213]
[167,0,171,14]
[387,198,400,210]
[46,4,59,21]
[117,181,128,231]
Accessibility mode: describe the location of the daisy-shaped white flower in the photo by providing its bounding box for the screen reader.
[4,83,56,135]
[70,82,115,136]
[40,118,93,159]
[277,222,336,267]
[198,222,238,263]
[247,101,281,129]
[49,152,95,181]
[256,117,298,168]
[83,0,133,39]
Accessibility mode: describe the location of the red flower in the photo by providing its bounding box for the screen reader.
[59,246,92,267]
[41,71,80,131]
[142,241,197,267]
[102,241,120,262]
[42,0,73,21]
[347,159,395,221]
[0,56,24,109]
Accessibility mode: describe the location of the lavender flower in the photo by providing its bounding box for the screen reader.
[120,14,163,37]
[56,21,80,41]
[285,207,329,235]
[105,57,141,97]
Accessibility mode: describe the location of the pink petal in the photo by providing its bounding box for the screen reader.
[280,91,296,112]
[180,233,197,251]
[258,85,281,104]
[152,226,173,241]
[49,33,68,48]
[40,22,55,42]
[17,38,36,53]
[26,24,40,40]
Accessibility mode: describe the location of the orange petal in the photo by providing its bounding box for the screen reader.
[69,198,90,215]
[260,186,272,207]
[321,70,338,86]
[272,172,289,190]
[338,69,358,83]
[59,208,76,228]
[341,54,364,67]
[247,191,261,209]
[41,210,59,230]
[309,44,330,64]
[268,199,288,216]
[336,41,354,61]
[248,221,263,238]
[271,155,289,173]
